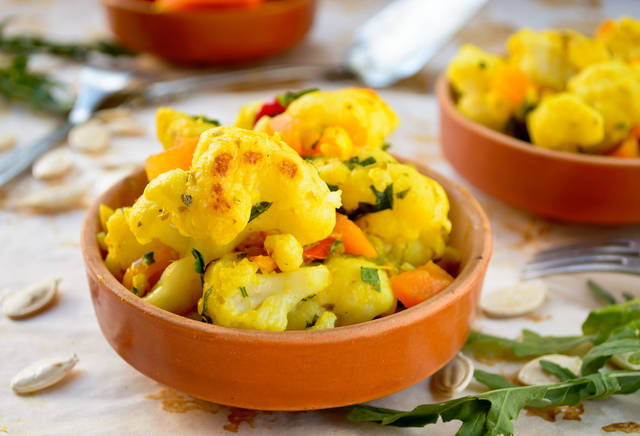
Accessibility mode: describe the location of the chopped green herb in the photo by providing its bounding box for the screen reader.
[358,157,376,166]
[361,267,381,293]
[396,188,410,199]
[237,252,248,260]
[306,313,319,328]
[131,287,138,296]
[344,156,377,170]
[142,251,155,265]
[301,294,316,302]
[540,360,578,381]
[191,248,205,274]
[327,184,340,192]
[249,201,273,223]
[330,240,343,256]
[276,88,319,107]
[347,184,394,220]
[239,286,248,298]
[181,193,192,207]
[587,279,617,306]
[479,60,487,69]
[200,286,213,323]
[191,114,220,126]
[615,122,628,130]
[382,143,391,151]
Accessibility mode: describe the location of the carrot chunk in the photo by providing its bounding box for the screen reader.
[389,261,454,308]
[145,137,199,181]
[333,213,377,258]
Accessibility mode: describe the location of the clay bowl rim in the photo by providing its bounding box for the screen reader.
[436,73,640,168]
[81,161,492,345]
[100,0,313,17]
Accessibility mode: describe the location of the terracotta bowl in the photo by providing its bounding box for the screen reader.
[102,0,316,64]
[437,74,640,225]
[81,163,492,411]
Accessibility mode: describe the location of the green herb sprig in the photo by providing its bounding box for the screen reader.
[249,201,273,223]
[361,267,381,293]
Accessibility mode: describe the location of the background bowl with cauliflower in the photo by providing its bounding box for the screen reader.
[82,88,492,410]
[438,16,640,224]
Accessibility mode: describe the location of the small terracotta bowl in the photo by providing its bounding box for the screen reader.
[102,0,316,64]
[437,74,640,225]
[81,162,492,411]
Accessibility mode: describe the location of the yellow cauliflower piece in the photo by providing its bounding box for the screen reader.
[284,88,399,149]
[566,30,611,71]
[143,257,202,314]
[104,207,163,271]
[156,107,219,150]
[567,61,640,148]
[142,127,340,246]
[199,254,331,330]
[508,28,574,90]
[313,149,451,267]
[597,16,640,62]
[457,91,518,131]
[527,93,605,153]
[311,256,396,327]
[287,299,336,330]
[309,311,337,330]
[264,234,303,272]
[447,44,505,95]
[234,99,266,130]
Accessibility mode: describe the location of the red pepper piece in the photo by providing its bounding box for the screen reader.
[254,98,286,125]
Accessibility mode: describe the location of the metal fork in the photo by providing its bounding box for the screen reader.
[0,67,133,188]
[521,238,640,279]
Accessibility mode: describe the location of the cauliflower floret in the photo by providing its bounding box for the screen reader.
[566,30,611,72]
[508,28,574,90]
[287,299,336,330]
[527,93,605,153]
[457,91,518,131]
[446,44,506,95]
[264,234,303,272]
[596,16,640,62]
[567,61,640,148]
[143,257,202,315]
[234,99,266,129]
[199,254,331,330]
[284,88,399,149]
[104,207,163,271]
[141,127,340,246]
[313,149,451,267]
[309,311,337,330]
[311,256,396,326]
[156,107,219,150]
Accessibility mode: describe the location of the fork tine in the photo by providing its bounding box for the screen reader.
[533,238,636,256]
[532,245,640,262]
[524,254,626,272]
[521,263,640,279]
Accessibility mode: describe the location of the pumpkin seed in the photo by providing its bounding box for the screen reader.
[431,352,474,395]
[18,184,86,211]
[480,280,547,318]
[0,133,16,152]
[11,354,78,394]
[610,352,640,370]
[68,120,110,153]
[3,277,60,319]
[32,147,74,180]
[93,108,132,122]
[107,118,145,136]
[517,354,582,386]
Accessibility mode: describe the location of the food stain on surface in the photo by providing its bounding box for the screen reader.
[223,407,257,433]
[525,313,552,323]
[603,422,640,434]
[525,403,584,422]
[145,386,219,414]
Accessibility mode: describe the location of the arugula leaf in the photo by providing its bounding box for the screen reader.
[581,320,640,374]
[474,370,516,390]
[540,360,578,381]
[582,297,640,335]
[249,201,273,223]
[142,251,155,265]
[587,279,617,306]
[361,267,381,293]
[239,286,248,298]
[276,88,319,107]
[330,240,343,256]
[200,286,213,324]
[466,329,595,358]
[348,371,640,435]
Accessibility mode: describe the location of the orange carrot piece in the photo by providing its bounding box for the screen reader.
[251,255,277,274]
[609,135,640,158]
[595,18,616,39]
[145,137,199,181]
[489,65,536,106]
[123,246,180,290]
[389,261,454,308]
[333,213,377,258]
[268,113,304,154]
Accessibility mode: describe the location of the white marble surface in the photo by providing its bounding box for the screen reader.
[1,0,640,435]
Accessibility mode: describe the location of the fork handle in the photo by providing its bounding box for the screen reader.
[0,122,73,188]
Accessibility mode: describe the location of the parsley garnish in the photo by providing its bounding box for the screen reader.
[239,286,248,298]
[192,248,205,286]
[276,88,319,107]
[200,286,213,324]
[131,287,138,296]
[361,267,381,293]
[181,194,192,207]
[142,251,155,265]
[249,201,273,223]
[396,188,410,199]
[237,252,248,260]
[344,156,377,170]
[330,240,343,256]
[301,294,316,302]
[381,143,391,151]
[306,313,319,328]
[191,114,220,126]
[615,121,628,130]
[479,60,487,69]
[347,184,394,220]
[327,184,340,192]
